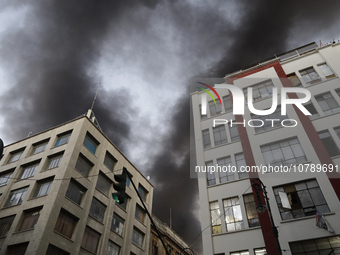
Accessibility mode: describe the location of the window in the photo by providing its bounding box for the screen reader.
[318,63,335,78]
[7,242,28,255]
[96,173,111,196]
[243,194,260,227]
[45,153,63,170]
[236,153,247,179]
[104,152,117,171]
[138,185,148,202]
[33,178,53,198]
[334,127,340,140]
[7,149,24,163]
[55,131,72,147]
[290,236,340,255]
[217,157,234,183]
[254,248,267,255]
[287,73,302,87]
[89,197,106,222]
[202,129,211,149]
[299,67,321,85]
[75,154,93,177]
[223,95,232,112]
[199,105,207,120]
[223,197,244,232]
[315,92,340,115]
[304,103,319,119]
[111,213,124,235]
[65,179,86,205]
[31,140,48,155]
[336,88,340,98]
[126,176,131,187]
[210,201,222,234]
[132,227,144,248]
[0,215,15,237]
[209,100,222,116]
[5,187,28,207]
[0,170,13,186]
[213,125,228,146]
[244,80,274,102]
[274,179,330,220]
[318,130,340,157]
[206,161,216,186]
[19,208,41,231]
[54,209,78,238]
[252,106,288,133]
[19,162,39,180]
[135,204,146,223]
[81,226,101,253]
[45,244,70,255]
[107,241,120,255]
[230,251,249,255]
[83,133,99,154]
[261,137,307,166]
[228,122,240,141]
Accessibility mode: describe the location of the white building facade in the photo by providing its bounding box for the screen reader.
[191,42,340,255]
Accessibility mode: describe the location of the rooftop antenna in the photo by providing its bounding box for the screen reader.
[170,208,172,229]
[90,84,100,111]
[87,84,102,131]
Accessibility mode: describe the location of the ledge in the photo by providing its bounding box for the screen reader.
[280,212,335,224]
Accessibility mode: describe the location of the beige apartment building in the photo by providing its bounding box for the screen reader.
[0,111,153,255]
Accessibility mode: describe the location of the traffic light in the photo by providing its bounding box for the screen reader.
[112,167,129,204]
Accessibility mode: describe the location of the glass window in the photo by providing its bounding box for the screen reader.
[290,236,340,255]
[274,179,329,220]
[318,63,335,78]
[213,125,228,146]
[230,251,249,255]
[96,173,111,196]
[111,213,124,235]
[287,73,302,87]
[209,100,222,116]
[81,226,101,253]
[202,129,211,149]
[45,244,70,255]
[132,228,144,248]
[318,130,340,157]
[223,95,233,112]
[200,105,207,120]
[304,103,320,119]
[0,215,15,237]
[5,187,28,207]
[89,197,106,222]
[135,204,146,223]
[54,209,78,238]
[55,132,72,147]
[244,194,260,228]
[315,92,340,115]
[20,162,39,180]
[334,127,340,140]
[261,137,307,166]
[236,153,247,179]
[83,133,99,154]
[75,154,93,177]
[104,152,117,171]
[7,243,28,255]
[210,201,222,234]
[45,153,63,170]
[0,170,14,186]
[217,157,234,183]
[107,240,120,255]
[299,67,321,85]
[229,122,240,141]
[31,140,48,155]
[254,248,267,255]
[244,80,274,102]
[33,179,53,198]
[19,208,41,231]
[138,185,148,202]
[223,197,244,232]
[206,161,216,186]
[126,176,131,187]
[7,149,24,163]
[65,179,86,205]
[252,106,288,133]
[336,88,340,98]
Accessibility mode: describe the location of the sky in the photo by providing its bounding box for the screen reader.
[0,0,339,254]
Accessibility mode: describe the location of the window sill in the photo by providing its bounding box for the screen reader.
[135,218,146,227]
[302,76,338,88]
[132,242,144,251]
[115,204,127,213]
[82,145,97,158]
[64,196,83,209]
[212,226,261,236]
[89,215,104,225]
[80,246,97,254]
[27,194,48,201]
[309,110,340,121]
[52,143,68,149]
[2,203,22,210]
[207,177,250,188]
[280,212,335,224]
[42,166,60,172]
[14,176,35,183]
[13,228,35,235]
[204,138,241,152]
[53,230,74,242]
[73,168,90,181]
[110,229,124,238]
[95,188,109,198]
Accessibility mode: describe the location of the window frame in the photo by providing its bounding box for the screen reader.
[107,240,121,255]
[74,154,93,177]
[54,131,72,147]
[210,201,222,234]
[315,92,340,115]
[318,130,340,157]
[0,169,14,187]
[111,213,124,235]
[7,149,25,164]
[104,151,117,171]
[217,156,234,183]
[138,185,148,203]
[243,193,260,228]
[65,179,86,205]
[83,132,99,155]
[54,209,78,239]
[132,227,145,248]
[89,197,106,223]
[45,152,63,171]
[202,129,211,149]
[31,139,49,156]
[33,178,53,198]
[213,125,228,146]
[243,80,274,102]
[299,67,321,85]
[135,204,146,223]
[19,207,42,231]
[19,161,40,180]
[96,172,111,196]
[5,187,29,207]
[223,197,244,232]
[81,226,101,253]
[0,215,15,237]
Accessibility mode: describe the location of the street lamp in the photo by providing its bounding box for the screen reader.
[252,178,282,255]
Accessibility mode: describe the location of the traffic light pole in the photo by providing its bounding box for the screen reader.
[129,175,171,255]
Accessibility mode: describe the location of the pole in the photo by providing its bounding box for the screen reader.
[129,175,171,255]
[170,208,172,229]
